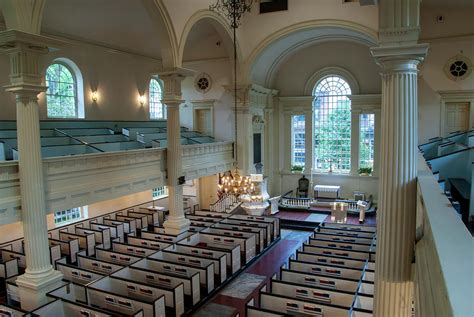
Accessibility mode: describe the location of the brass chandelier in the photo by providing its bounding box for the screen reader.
[210,0,256,198]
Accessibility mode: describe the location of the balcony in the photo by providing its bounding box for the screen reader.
[0,141,234,225]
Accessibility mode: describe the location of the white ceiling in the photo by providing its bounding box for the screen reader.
[183,20,231,62]
[41,0,162,59]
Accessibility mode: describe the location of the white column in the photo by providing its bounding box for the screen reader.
[159,69,194,235]
[0,31,63,311]
[350,109,361,176]
[371,44,428,317]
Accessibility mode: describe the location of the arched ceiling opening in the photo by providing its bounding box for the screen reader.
[246,21,378,87]
[179,11,239,66]
[40,0,177,66]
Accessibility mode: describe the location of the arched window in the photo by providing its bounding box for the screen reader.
[313,76,352,173]
[149,78,166,119]
[46,63,79,118]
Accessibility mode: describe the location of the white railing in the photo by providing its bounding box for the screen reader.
[209,193,240,213]
[415,153,472,317]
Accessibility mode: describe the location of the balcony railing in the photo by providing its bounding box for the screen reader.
[414,153,472,317]
[0,141,234,226]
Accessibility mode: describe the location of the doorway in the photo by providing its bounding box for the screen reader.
[445,102,469,134]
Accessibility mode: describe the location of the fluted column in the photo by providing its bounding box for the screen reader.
[159,68,194,235]
[0,30,63,310]
[350,109,361,176]
[371,44,428,317]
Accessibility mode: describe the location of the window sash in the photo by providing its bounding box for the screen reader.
[291,115,306,167]
[46,63,78,118]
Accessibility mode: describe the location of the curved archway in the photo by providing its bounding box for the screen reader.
[178,10,243,69]
[243,20,378,86]
[141,0,179,68]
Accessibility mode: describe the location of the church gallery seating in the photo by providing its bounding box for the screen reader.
[0,201,281,316]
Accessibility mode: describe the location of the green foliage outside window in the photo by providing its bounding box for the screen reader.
[46,63,77,118]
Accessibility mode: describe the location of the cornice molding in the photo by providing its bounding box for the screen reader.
[438,90,474,100]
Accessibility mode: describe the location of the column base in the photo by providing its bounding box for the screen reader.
[374,279,414,317]
[164,216,191,235]
[16,267,63,311]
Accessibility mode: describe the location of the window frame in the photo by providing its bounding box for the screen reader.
[152,186,168,200]
[291,114,306,167]
[53,206,88,226]
[149,78,166,120]
[45,62,80,119]
[359,112,375,170]
[312,75,352,174]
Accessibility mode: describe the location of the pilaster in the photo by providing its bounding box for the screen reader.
[350,109,361,176]
[0,30,63,311]
[304,110,313,175]
[371,43,429,317]
[158,68,195,235]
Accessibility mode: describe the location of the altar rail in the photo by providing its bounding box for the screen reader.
[415,153,472,317]
[0,141,233,225]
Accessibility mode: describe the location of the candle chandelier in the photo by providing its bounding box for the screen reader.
[217,171,254,198]
[210,0,255,198]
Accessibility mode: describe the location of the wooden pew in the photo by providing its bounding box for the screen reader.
[103,218,135,235]
[116,214,147,231]
[145,254,214,295]
[0,304,28,317]
[77,253,124,275]
[280,268,360,293]
[313,231,375,246]
[296,251,369,270]
[95,248,141,266]
[109,273,185,317]
[177,233,241,274]
[319,223,376,233]
[91,222,124,243]
[59,231,96,256]
[201,227,257,263]
[229,214,280,241]
[49,238,80,264]
[270,279,356,308]
[86,276,166,317]
[111,242,157,258]
[213,222,266,250]
[220,218,271,245]
[31,297,144,316]
[140,230,190,243]
[76,226,112,250]
[130,259,201,306]
[139,206,167,224]
[308,237,373,252]
[302,244,373,261]
[125,236,171,251]
[259,292,349,317]
[288,259,366,281]
[167,244,227,283]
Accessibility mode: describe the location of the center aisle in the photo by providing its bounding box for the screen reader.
[192,229,312,316]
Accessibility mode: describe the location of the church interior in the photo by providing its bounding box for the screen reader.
[0,0,472,316]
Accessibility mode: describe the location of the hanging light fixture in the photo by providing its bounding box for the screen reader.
[210,0,255,198]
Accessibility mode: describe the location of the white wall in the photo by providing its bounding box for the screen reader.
[0,190,153,245]
[181,58,234,142]
[0,41,163,121]
[418,8,474,143]
[272,41,381,95]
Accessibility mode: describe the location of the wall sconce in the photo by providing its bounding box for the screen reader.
[91,91,99,102]
[138,95,146,106]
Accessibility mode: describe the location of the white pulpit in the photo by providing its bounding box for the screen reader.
[240,175,270,216]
